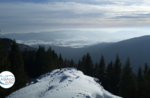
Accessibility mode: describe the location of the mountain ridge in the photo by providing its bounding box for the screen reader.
[0,38,37,52]
[32,35,150,72]
[1,35,150,73]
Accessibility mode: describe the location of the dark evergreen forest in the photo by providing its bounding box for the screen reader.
[0,39,150,98]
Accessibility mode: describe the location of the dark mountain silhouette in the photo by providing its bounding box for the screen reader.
[90,35,150,72]
[1,35,150,73]
[0,38,37,52]
[32,35,150,72]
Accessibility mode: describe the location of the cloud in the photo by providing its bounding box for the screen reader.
[16,40,53,46]
[16,35,103,48]
[13,28,150,48]
[1,1,150,34]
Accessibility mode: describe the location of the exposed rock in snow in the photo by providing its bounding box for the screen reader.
[7,68,122,98]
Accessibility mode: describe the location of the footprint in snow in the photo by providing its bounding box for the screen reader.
[48,86,54,91]
[68,80,73,82]
[85,96,90,98]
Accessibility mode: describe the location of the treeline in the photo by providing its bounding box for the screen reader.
[23,46,77,78]
[0,39,150,98]
[78,53,150,98]
[0,40,78,98]
[0,40,27,98]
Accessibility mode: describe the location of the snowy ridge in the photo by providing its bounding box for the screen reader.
[7,68,122,98]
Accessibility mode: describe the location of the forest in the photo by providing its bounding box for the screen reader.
[0,39,150,98]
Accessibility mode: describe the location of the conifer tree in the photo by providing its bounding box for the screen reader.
[9,40,28,91]
[63,59,69,68]
[106,61,114,92]
[0,39,13,98]
[141,69,150,98]
[66,60,71,67]
[34,46,47,77]
[95,62,98,72]
[93,62,99,77]
[98,55,106,87]
[0,39,10,73]
[70,59,75,67]
[112,54,122,95]
[81,55,86,73]
[119,57,137,98]
[23,48,29,74]
[23,49,34,77]
[46,47,53,72]
[58,54,63,68]
[137,66,143,98]
[52,50,58,69]
[23,50,36,78]
[78,60,81,70]
[85,53,93,76]
[143,63,149,75]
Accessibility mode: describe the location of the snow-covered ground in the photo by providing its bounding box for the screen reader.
[7,68,122,98]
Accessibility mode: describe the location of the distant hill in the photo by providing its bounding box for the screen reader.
[91,35,150,72]
[32,35,150,73]
[32,42,113,63]
[0,38,37,52]
[1,35,150,73]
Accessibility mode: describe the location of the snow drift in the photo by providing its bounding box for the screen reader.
[7,68,122,98]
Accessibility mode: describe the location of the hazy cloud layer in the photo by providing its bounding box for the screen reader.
[1,0,150,34]
[13,29,150,48]
[16,35,102,48]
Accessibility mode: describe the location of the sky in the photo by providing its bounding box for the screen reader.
[0,0,150,33]
[1,0,150,47]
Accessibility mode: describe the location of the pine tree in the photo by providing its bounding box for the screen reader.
[58,54,63,68]
[137,66,143,98]
[85,53,93,76]
[143,63,149,75]
[98,55,106,87]
[81,55,86,73]
[95,62,98,72]
[70,59,75,67]
[63,59,68,68]
[23,48,29,74]
[0,39,13,98]
[9,40,28,91]
[119,57,137,98]
[92,62,99,78]
[112,54,122,95]
[78,60,81,70]
[106,61,114,92]
[34,46,47,77]
[46,47,53,72]
[0,39,10,73]
[141,69,150,98]
[52,50,58,69]
[23,50,36,78]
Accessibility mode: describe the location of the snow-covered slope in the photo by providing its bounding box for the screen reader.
[7,68,122,98]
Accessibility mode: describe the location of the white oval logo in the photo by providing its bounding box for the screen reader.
[0,71,15,89]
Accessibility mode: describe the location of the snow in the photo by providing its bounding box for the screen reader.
[7,68,122,98]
